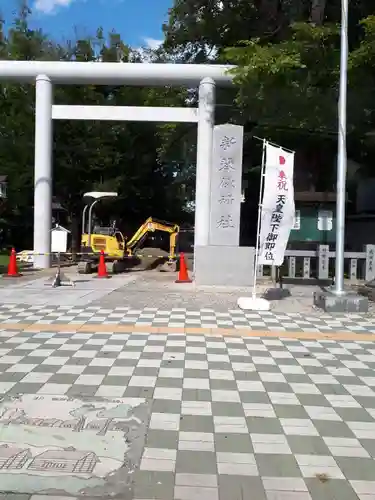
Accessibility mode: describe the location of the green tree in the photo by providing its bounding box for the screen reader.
[0,2,196,250]
[0,2,63,247]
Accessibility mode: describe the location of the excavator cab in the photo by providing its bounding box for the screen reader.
[79,226,127,274]
[91,225,125,250]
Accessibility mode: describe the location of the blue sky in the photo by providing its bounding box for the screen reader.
[3,0,172,50]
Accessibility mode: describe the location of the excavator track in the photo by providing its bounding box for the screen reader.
[106,262,115,274]
[77,261,92,274]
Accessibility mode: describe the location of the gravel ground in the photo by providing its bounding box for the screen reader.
[90,270,372,315]
[1,260,374,316]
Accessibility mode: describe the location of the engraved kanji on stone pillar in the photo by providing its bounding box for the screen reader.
[209,124,244,246]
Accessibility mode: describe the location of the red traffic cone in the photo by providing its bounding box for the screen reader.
[175,252,192,283]
[4,248,22,278]
[95,250,111,279]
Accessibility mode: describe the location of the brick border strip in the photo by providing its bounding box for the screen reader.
[0,322,375,342]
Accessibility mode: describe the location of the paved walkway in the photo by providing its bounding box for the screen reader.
[1,272,375,498]
[0,303,374,335]
[1,326,375,499]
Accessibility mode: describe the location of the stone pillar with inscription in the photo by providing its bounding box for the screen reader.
[194,123,255,286]
[209,124,243,246]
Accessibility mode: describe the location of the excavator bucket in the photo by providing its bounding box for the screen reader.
[160,260,177,273]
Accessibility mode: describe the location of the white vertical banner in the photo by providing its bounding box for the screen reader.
[258,143,295,266]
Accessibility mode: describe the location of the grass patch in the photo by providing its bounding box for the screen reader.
[0,252,27,274]
[0,252,10,272]
[0,253,10,264]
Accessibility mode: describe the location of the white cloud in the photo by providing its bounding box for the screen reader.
[34,0,74,15]
[131,37,163,62]
[143,37,163,50]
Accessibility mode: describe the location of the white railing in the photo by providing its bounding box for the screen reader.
[257,244,375,282]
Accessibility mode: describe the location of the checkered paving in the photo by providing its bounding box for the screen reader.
[2,330,375,498]
[0,303,374,333]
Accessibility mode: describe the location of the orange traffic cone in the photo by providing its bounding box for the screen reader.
[4,248,22,278]
[95,250,111,279]
[175,252,192,283]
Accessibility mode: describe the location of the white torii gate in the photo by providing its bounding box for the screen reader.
[0,61,234,269]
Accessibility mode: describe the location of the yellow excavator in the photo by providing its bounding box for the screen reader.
[78,217,180,274]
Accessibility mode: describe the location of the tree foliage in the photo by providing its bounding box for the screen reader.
[163,0,375,159]
[2,0,375,249]
[160,0,375,234]
[0,3,194,248]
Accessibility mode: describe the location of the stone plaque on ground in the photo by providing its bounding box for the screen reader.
[0,394,149,497]
[209,124,244,246]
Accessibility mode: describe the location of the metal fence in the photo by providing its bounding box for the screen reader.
[257,244,375,282]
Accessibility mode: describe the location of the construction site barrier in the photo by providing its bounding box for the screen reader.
[16,251,178,259]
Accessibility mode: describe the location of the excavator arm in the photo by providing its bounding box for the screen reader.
[126,217,180,259]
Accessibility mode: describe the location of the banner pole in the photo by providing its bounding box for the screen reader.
[252,139,267,299]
